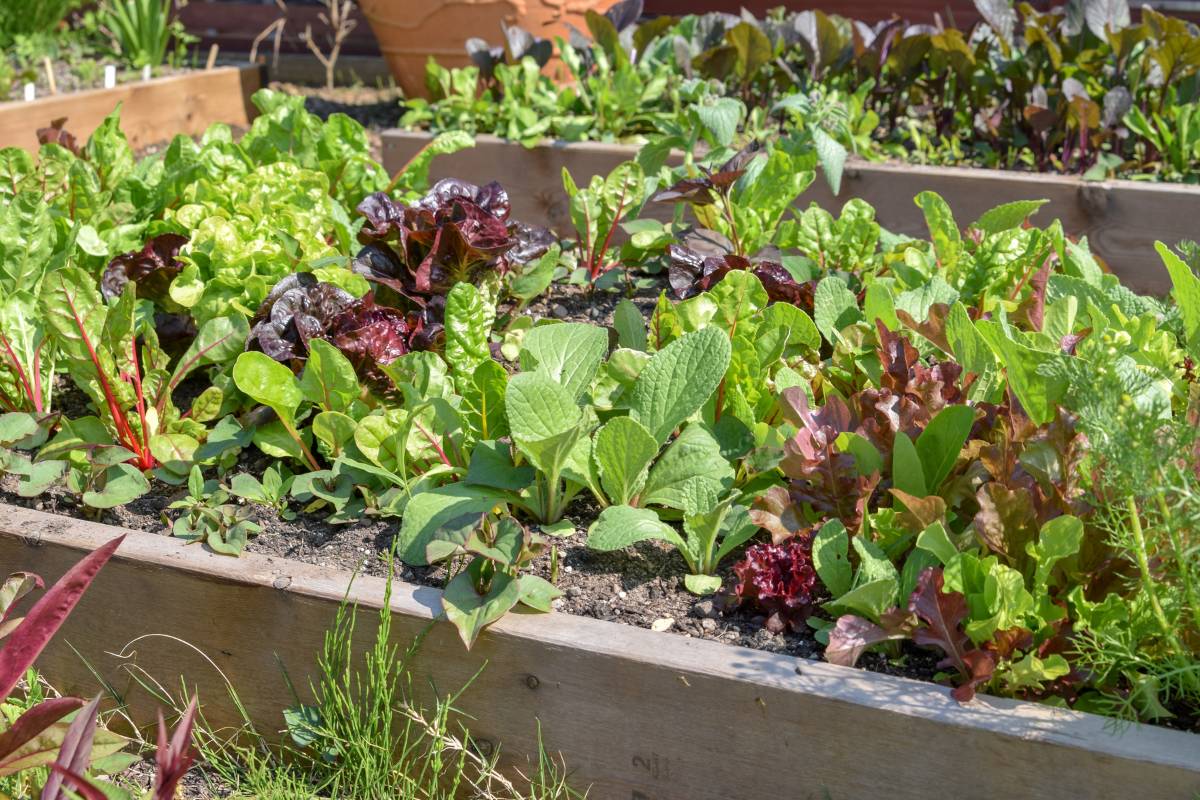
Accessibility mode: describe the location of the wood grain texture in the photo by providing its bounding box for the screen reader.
[382,130,1196,295]
[0,505,1196,799]
[0,66,264,153]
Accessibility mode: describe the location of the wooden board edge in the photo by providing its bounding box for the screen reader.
[0,501,1195,777]
[0,65,258,113]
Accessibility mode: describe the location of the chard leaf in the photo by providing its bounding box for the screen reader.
[299,339,359,414]
[82,463,150,508]
[629,327,731,444]
[593,416,658,506]
[915,191,961,270]
[233,352,303,426]
[971,200,1048,235]
[444,282,492,392]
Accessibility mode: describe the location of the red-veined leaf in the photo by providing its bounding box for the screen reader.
[0,536,124,702]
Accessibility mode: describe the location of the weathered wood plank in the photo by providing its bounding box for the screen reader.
[382,129,1194,295]
[0,506,1196,799]
[0,66,264,153]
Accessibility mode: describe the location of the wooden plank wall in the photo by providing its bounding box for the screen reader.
[0,507,1196,800]
[381,130,1197,295]
[0,66,264,153]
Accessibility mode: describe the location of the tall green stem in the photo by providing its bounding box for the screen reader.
[1126,496,1183,655]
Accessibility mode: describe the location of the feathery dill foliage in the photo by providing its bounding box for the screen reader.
[193,564,585,799]
[1073,370,1200,722]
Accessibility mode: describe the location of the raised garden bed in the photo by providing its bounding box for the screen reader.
[0,65,264,152]
[380,129,1194,296]
[3,506,1198,800]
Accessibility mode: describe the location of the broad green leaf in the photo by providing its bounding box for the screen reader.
[827,579,897,623]
[915,405,975,490]
[813,275,863,344]
[1158,241,1200,357]
[396,484,500,565]
[629,327,731,444]
[813,519,852,597]
[312,411,357,458]
[586,505,686,551]
[975,319,1065,425]
[465,440,534,491]
[684,573,724,595]
[233,351,302,425]
[613,298,648,351]
[462,359,509,441]
[971,200,1048,235]
[641,423,733,508]
[444,282,491,391]
[915,191,961,270]
[891,433,927,497]
[82,463,150,508]
[812,127,848,195]
[517,574,562,612]
[298,339,358,413]
[1030,515,1083,595]
[519,322,609,401]
[916,521,958,565]
[593,416,658,506]
[443,570,521,649]
[694,97,744,147]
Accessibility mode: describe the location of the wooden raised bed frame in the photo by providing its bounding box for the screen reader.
[381,130,1199,296]
[0,65,265,153]
[0,505,1196,799]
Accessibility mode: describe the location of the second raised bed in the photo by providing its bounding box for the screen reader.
[381,129,1197,296]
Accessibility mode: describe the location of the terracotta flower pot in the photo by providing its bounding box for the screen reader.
[360,0,612,99]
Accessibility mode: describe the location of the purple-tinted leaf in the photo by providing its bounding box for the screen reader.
[41,693,100,800]
[36,118,79,155]
[152,697,198,800]
[508,222,555,266]
[100,233,189,302]
[0,698,83,765]
[356,192,407,242]
[825,609,913,666]
[909,567,971,679]
[731,537,820,633]
[46,764,108,800]
[246,274,356,368]
[0,572,44,625]
[326,294,414,382]
[0,536,124,703]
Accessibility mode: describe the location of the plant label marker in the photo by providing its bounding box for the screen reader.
[42,57,57,94]
[104,65,116,89]
[142,65,152,81]
[22,83,34,102]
